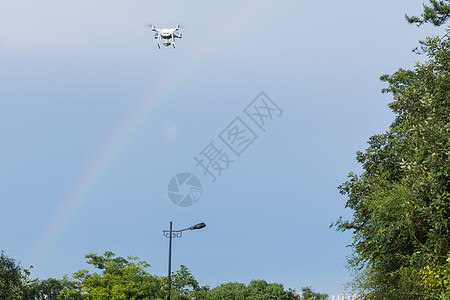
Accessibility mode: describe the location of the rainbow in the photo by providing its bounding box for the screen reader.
[29,0,273,269]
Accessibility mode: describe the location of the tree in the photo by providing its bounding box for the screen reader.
[2,249,325,299]
[208,279,300,300]
[22,278,65,300]
[333,9,450,300]
[58,251,165,299]
[207,282,249,300]
[300,286,328,300]
[406,0,450,26]
[0,251,28,299]
[169,265,209,300]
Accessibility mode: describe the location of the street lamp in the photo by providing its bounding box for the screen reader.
[163,221,206,300]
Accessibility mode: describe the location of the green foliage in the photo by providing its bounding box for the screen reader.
[22,277,64,299]
[208,282,249,299]
[1,250,323,299]
[58,251,165,299]
[419,255,450,299]
[406,0,450,26]
[0,250,29,299]
[169,265,209,299]
[300,286,328,300]
[207,279,300,300]
[57,252,211,300]
[333,26,450,299]
[170,265,199,293]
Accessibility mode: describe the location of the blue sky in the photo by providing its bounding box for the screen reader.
[0,0,443,296]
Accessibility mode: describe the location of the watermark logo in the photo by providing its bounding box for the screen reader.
[244,92,283,132]
[194,141,235,183]
[219,117,258,157]
[167,92,283,207]
[167,173,202,207]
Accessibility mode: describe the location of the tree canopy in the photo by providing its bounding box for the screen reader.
[406,0,450,26]
[300,286,328,300]
[334,5,450,299]
[59,251,166,299]
[0,251,27,299]
[0,251,307,300]
[207,280,300,300]
[22,278,65,300]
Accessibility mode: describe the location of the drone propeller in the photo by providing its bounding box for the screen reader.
[177,23,186,30]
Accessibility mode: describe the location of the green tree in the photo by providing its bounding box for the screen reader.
[406,0,450,26]
[170,265,199,293]
[300,286,328,300]
[333,10,450,300]
[0,251,28,299]
[22,277,64,300]
[58,251,165,300]
[168,265,209,300]
[208,279,300,300]
[207,282,249,300]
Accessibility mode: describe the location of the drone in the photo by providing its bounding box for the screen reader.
[150,24,182,48]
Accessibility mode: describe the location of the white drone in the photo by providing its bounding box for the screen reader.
[150,24,182,48]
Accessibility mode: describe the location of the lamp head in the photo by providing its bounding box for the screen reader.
[190,222,206,230]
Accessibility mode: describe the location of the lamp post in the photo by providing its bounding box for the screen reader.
[163,221,206,300]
